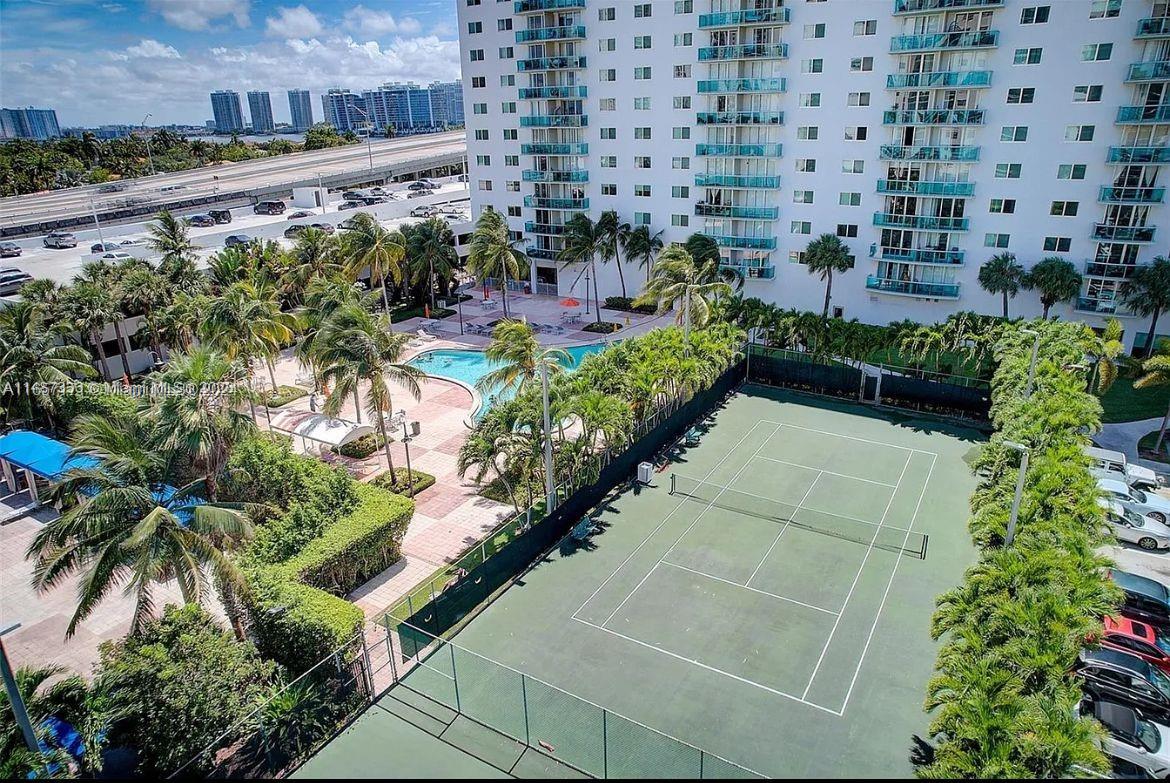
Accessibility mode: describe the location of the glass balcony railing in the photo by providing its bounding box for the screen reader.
[525,222,567,235]
[873,212,969,231]
[866,276,960,298]
[517,85,588,100]
[886,70,992,89]
[1107,146,1170,163]
[522,169,588,182]
[695,203,780,219]
[698,43,789,61]
[519,114,588,127]
[1085,260,1140,279]
[879,144,980,161]
[894,0,1004,14]
[526,247,560,260]
[517,55,587,72]
[697,77,787,93]
[720,258,776,279]
[876,179,975,196]
[694,174,781,188]
[890,30,999,52]
[878,247,966,265]
[1137,17,1170,38]
[1076,296,1125,315]
[707,235,777,250]
[1127,60,1170,81]
[515,25,587,43]
[515,0,585,13]
[521,142,589,155]
[1117,105,1170,123]
[1099,186,1165,203]
[882,109,984,125]
[696,111,784,125]
[524,195,589,209]
[1093,224,1156,242]
[695,143,783,157]
[698,7,790,28]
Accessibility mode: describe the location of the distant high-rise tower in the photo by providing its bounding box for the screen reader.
[320,89,366,133]
[247,90,275,134]
[209,90,244,134]
[428,81,465,128]
[288,89,314,131]
[0,107,61,140]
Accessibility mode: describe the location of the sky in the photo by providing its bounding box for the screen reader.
[0,0,463,128]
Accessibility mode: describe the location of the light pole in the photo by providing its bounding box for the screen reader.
[457,288,465,336]
[0,624,38,757]
[351,106,375,173]
[1004,441,1031,546]
[89,195,106,247]
[140,113,156,176]
[317,171,326,215]
[395,410,418,497]
[541,362,556,512]
[1022,328,1041,397]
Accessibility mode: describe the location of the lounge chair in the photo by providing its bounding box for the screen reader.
[416,328,438,341]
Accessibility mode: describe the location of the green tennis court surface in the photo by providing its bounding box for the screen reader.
[307,387,981,777]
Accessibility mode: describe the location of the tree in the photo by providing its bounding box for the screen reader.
[0,300,94,424]
[119,265,171,361]
[466,206,524,318]
[571,388,632,451]
[147,210,200,272]
[1135,341,1170,453]
[634,244,732,336]
[58,281,117,380]
[559,213,605,325]
[201,279,298,393]
[597,209,632,299]
[623,224,664,286]
[1090,318,1128,395]
[341,213,405,313]
[803,233,853,318]
[1024,256,1082,319]
[477,319,570,397]
[1120,256,1170,356]
[404,217,458,310]
[282,228,343,304]
[0,665,92,778]
[978,252,1025,319]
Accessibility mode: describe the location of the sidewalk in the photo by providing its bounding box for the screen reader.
[1097,416,1169,474]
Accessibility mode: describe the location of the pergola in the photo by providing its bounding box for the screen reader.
[0,430,99,503]
[268,410,376,454]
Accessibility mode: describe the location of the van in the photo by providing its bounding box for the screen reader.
[208,209,232,224]
[1087,446,1162,490]
[253,200,286,215]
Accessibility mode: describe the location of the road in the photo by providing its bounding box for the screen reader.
[0,131,467,229]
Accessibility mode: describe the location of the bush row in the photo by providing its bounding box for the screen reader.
[371,467,436,496]
[603,296,656,315]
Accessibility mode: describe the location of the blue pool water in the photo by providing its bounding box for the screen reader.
[408,342,609,414]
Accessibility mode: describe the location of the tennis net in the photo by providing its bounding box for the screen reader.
[669,473,928,559]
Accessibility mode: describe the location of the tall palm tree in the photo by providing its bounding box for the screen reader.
[119,265,171,361]
[294,275,371,388]
[1090,318,1128,395]
[559,212,606,325]
[477,319,570,397]
[597,209,632,299]
[1120,256,1170,356]
[147,210,199,271]
[58,281,117,380]
[803,233,854,318]
[466,206,524,318]
[978,252,1025,319]
[0,300,95,424]
[75,260,136,378]
[405,217,459,310]
[1135,341,1170,453]
[341,212,406,313]
[623,224,664,286]
[634,244,732,337]
[156,292,204,354]
[571,389,632,451]
[1024,256,1082,319]
[201,279,298,393]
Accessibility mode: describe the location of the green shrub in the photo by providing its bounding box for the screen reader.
[603,296,656,315]
[582,321,622,334]
[264,385,309,408]
[245,570,364,675]
[334,431,388,459]
[224,436,356,516]
[50,382,138,427]
[371,467,436,495]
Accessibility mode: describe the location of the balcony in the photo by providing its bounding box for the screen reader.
[1099,186,1165,204]
[515,25,587,43]
[876,179,975,196]
[1137,17,1170,38]
[524,195,589,209]
[1117,105,1170,123]
[878,247,966,265]
[890,30,999,53]
[515,0,585,13]
[517,85,588,100]
[1127,60,1170,81]
[698,43,789,61]
[886,70,992,89]
[873,212,969,231]
[720,258,776,279]
[517,55,586,72]
[1093,224,1157,242]
[695,143,783,158]
[1076,296,1128,315]
[694,173,781,188]
[522,169,588,182]
[698,7,790,28]
[695,203,780,220]
[526,247,560,260]
[866,276,960,299]
[519,114,587,127]
[521,142,589,155]
[696,111,784,125]
[697,77,787,93]
[706,235,777,250]
[879,144,980,161]
[525,222,567,235]
[1085,260,1139,279]
[894,0,1004,14]
[882,109,984,125]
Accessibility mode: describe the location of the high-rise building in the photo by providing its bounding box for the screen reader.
[457,0,1170,350]
[288,89,314,131]
[429,80,466,127]
[320,89,367,133]
[0,107,61,140]
[363,82,436,132]
[247,90,275,134]
[210,90,245,134]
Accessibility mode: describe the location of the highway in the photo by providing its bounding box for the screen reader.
[0,131,467,230]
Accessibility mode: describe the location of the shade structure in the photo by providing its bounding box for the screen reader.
[268,410,375,448]
[0,430,99,480]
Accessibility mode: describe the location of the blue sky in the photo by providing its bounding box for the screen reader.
[0,0,462,128]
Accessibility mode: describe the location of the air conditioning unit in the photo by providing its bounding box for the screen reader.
[637,462,654,485]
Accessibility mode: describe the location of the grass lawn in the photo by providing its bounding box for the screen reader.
[865,347,989,379]
[1100,376,1170,424]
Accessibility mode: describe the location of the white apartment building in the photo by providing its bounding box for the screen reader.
[458,0,1170,349]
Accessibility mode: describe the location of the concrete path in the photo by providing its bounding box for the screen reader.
[1097,416,1169,473]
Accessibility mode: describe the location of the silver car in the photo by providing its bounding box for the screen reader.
[1100,477,1170,524]
[1100,498,1170,550]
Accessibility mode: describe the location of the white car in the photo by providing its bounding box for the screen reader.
[1083,699,1170,777]
[101,251,133,261]
[1099,498,1170,550]
[410,205,438,218]
[1100,477,1170,524]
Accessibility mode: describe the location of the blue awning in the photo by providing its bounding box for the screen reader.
[0,430,99,480]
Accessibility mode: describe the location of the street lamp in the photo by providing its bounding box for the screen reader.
[351,106,375,173]
[89,195,106,247]
[394,410,419,497]
[316,171,326,215]
[0,624,38,757]
[457,287,465,336]
[1004,440,1031,546]
[140,113,157,176]
[1021,328,1041,397]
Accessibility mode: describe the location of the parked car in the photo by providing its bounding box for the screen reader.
[1081,699,1170,778]
[187,214,215,228]
[119,237,147,247]
[1088,446,1163,491]
[1100,498,1170,550]
[288,210,314,219]
[208,209,233,224]
[410,205,438,218]
[283,224,309,238]
[0,269,32,296]
[342,191,364,201]
[96,182,125,193]
[456,173,469,182]
[43,232,78,249]
[89,242,120,253]
[1112,569,1170,631]
[407,181,430,191]
[360,195,388,205]
[312,222,335,234]
[1101,615,1170,675]
[1077,648,1170,722]
[407,189,433,199]
[338,216,361,231]
[369,187,388,197]
[100,252,133,261]
[338,200,363,211]
[1100,478,1170,524]
[0,243,20,259]
[224,234,253,247]
[253,200,286,215]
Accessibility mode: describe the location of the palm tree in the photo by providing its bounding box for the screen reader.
[1090,318,1128,395]
[0,300,95,424]
[58,281,117,380]
[477,319,570,397]
[119,265,171,361]
[156,292,204,354]
[466,206,524,318]
[559,212,606,325]
[803,234,854,318]
[597,209,632,299]
[75,260,139,379]
[571,389,632,451]
[1120,256,1170,356]
[405,217,459,310]
[201,279,298,393]
[1135,341,1170,453]
[978,252,1025,319]
[623,224,664,286]
[147,210,200,270]
[341,212,406,313]
[1023,256,1082,319]
[635,244,732,337]
[1,665,91,778]
[281,228,343,303]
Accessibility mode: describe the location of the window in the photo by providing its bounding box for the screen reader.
[672,127,690,139]
[845,126,867,141]
[505,181,520,192]
[600,155,616,167]
[793,190,814,203]
[634,126,651,139]
[634,97,651,111]
[1007,88,1035,104]
[674,64,691,78]
[504,155,518,167]
[842,159,864,174]
[473,129,488,141]
[477,180,492,192]
[791,220,811,235]
[498,46,514,59]
[634,35,651,49]
[1074,85,1103,102]
[601,183,617,195]
[800,92,821,107]
[837,224,858,238]
[634,156,650,168]
[995,163,1022,178]
[802,59,824,74]
[798,126,819,140]
[1020,5,1050,23]
[634,66,652,80]
[796,158,816,172]
[850,56,874,72]
[471,76,485,88]
[633,212,650,226]
[848,92,871,106]
[789,251,807,265]
[984,233,1010,248]
[839,192,861,206]
[1058,163,1087,179]
[1001,126,1028,142]
[675,0,693,12]
[1014,47,1042,65]
[467,21,482,33]
[634,3,651,17]
[1044,236,1072,252]
[501,101,516,113]
[1065,124,1095,141]
[503,129,517,140]
[634,184,651,197]
[600,127,616,139]
[599,97,616,111]
[671,156,690,169]
[674,33,692,46]
[674,96,692,109]
[467,0,479,5]
[507,206,521,218]
[599,38,616,51]
[1050,200,1079,216]
[672,214,689,227]
[600,68,616,81]
[497,18,512,31]
[989,198,1016,214]
[854,20,877,36]
[671,185,690,198]
[599,7,615,20]
[475,154,490,166]
[500,74,515,87]
[804,23,826,39]
[472,102,487,115]
[1082,43,1112,61]
[470,49,485,62]
[1089,0,1121,19]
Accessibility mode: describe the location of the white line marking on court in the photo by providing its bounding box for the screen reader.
[756,456,899,488]
[745,471,821,587]
[571,616,844,717]
[836,452,938,716]
[658,559,839,616]
[800,450,914,701]
[764,420,937,457]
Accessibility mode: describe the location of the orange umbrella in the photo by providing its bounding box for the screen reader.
[560,297,581,307]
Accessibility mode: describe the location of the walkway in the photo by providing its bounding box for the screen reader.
[1097,416,1169,473]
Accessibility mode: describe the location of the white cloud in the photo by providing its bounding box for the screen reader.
[343,5,422,37]
[145,0,250,32]
[122,39,182,60]
[265,5,322,38]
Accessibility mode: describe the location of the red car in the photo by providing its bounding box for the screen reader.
[1100,614,1170,674]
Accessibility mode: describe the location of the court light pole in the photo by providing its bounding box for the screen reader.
[1022,328,1041,397]
[351,106,375,173]
[541,361,556,512]
[0,624,38,757]
[1004,441,1030,546]
[140,113,156,176]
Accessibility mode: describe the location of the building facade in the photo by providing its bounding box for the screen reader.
[458,0,1170,349]
[0,107,62,140]
[247,90,276,134]
[288,89,315,131]
[431,80,468,127]
[210,90,245,134]
[321,89,367,133]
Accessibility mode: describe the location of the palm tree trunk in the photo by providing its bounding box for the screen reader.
[377,410,396,474]
[822,273,833,319]
[501,268,510,318]
[352,388,363,423]
[1042,300,1052,319]
[1157,398,1170,453]
[266,357,279,393]
[380,278,391,315]
[614,249,627,299]
[1146,308,1163,357]
[591,259,602,325]
[112,321,133,380]
[91,330,113,380]
[1002,290,1009,319]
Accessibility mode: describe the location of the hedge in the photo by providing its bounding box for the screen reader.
[582,321,621,334]
[334,431,388,459]
[371,467,436,496]
[264,384,309,408]
[603,296,656,315]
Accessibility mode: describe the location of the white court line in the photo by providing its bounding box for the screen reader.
[836,452,938,716]
[658,559,839,616]
[570,419,772,622]
[571,616,843,717]
[415,660,456,682]
[764,420,937,457]
[800,450,914,701]
[756,456,899,488]
[745,471,821,587]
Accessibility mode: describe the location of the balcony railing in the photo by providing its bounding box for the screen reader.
[517,55,587,72]
[698,43,788,61]
[524,195,589,209]
[1093,224,1157,242]
[720,259,776,279]
[886,70,992,89]
[522,169,588,182]
[525,221,567,235]
[879,144,980,161]
[1076,296,1127,315]
[521,142,589,155]
[526,247,560,260]
[515,0,585,13]
[696,111,784,125]
[1099,186,1165,203]
[1085,260,1140,279]
[706,235,778,250]
[517,85,588,100]
[519,114,588,127]
[878,247,966,265]
[697,7,790,27]
[876,179,975,196]
[694,174,781,188]
[882,109,984,125]
[1127,60,1170,81]
[866,276,960,298]
[890,30,999,52]
[1137,17,1170,38]
[695,143,783,157]
[1117,105,1170,123]
[894,0,1004,14]
[697,77,787,93]
[515,25,587,43]
[873,212,969,231]
[695,203,780,219]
